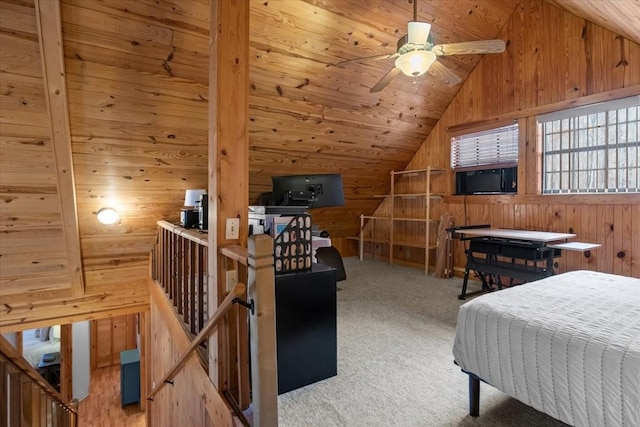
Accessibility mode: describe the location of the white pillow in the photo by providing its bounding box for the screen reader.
[51,325,61,340]
[39,326,50,342]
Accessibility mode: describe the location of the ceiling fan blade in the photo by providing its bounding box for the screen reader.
[370,67,402,93]
[427,61,462,86]
[337,53,398,67]
[432,39,506,56]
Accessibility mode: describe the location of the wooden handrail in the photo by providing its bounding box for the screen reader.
[157,220,208,246]
[0,334,77,415]
[220,244,249,266]
[148,282,246,400]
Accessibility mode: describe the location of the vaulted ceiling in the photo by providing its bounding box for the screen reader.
[1,0,639,319]
[248,0,640,234]
[248,0,520,232]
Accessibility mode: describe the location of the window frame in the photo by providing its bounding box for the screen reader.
[450,120,519,172]
[537,95,640,195]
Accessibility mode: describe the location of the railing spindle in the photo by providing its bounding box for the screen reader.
[170,232,176,301]
[189,240,197,334]
[162,229,168,292]
[197,244,205,331]
[182,238,189,323]
[176,236,184,315]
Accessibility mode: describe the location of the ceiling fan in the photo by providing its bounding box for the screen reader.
[337,0,506,93]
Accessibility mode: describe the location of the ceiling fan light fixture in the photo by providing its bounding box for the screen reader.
[407,21,431,46]
[395,50,436,77]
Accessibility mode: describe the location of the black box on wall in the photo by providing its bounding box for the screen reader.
[455,166,517,195]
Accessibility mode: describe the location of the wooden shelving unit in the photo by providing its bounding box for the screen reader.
[358,167,444,274]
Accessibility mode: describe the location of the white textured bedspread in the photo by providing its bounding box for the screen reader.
[453,270,640,427]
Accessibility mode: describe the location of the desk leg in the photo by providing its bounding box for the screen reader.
[458,258,472,300]
[459,254,495,300]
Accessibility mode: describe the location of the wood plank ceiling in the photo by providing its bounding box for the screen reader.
[248,0,520,235]
[1,0,639,309]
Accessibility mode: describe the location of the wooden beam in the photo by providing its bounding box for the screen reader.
[0,286,149,333]
[445,85,640,134]
[60,324,73,401]
[208,0,250,388]
[34,0,84,297]
[15,331,23,355]
[247,234,278,427]
[139,310,149,412]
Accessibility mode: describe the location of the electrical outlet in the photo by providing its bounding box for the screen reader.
[225,217,240,240]
[226,270,238,292]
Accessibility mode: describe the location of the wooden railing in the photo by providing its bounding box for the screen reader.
[152,222,278,426]
[0,335,78,427]
[154,220,209,337]
[148,282,245,400]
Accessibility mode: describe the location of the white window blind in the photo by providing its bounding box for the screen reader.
[538,95,639,194]
[451,123,519,170]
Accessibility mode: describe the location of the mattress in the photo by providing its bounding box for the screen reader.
[453,270,640,427]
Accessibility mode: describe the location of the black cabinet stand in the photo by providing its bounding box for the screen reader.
[275,263,337,394]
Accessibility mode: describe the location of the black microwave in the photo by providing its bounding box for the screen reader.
[455,166,517,195]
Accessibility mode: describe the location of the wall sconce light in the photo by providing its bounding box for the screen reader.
[97,207,119,225]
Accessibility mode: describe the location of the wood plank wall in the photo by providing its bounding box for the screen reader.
[376,0,640,277]
[61,0,209,294]
[148,280,233,427]
[90,314,137,370]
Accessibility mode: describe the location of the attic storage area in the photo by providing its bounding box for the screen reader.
[1,0,639,426]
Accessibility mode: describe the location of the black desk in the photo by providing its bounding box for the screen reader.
[38,352,61,392]
[455,228,576,300]
[275,263,337,394]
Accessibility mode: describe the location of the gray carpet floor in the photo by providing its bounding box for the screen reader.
[277,257,569,427]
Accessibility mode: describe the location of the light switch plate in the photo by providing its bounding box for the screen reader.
[226,217,240,240]
[226,270,238,292]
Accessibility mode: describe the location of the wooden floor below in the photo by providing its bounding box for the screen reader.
[79,365,145,427]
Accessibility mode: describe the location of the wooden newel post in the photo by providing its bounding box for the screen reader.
[247,234,278,427]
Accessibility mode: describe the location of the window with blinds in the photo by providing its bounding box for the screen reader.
[538,95,639,194]
[450,123,519,170]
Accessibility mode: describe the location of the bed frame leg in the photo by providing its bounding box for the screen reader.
[469,375,480,417]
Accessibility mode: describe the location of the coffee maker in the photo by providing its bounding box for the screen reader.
[180,208,199,229]
[182,189,205,229]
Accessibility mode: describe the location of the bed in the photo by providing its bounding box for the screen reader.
[22,326,61,367]
[452,270,640,426]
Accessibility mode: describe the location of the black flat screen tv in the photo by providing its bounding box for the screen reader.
[271,174,344,208]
